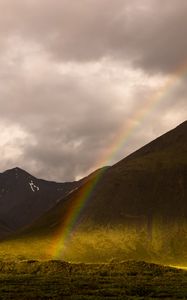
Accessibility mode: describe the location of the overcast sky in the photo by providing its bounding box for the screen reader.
[0,0,186,181]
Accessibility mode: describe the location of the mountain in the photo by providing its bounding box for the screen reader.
[23,121,187,237]
[0,167,81,236]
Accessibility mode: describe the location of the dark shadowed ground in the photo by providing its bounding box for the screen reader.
[0,260,186,299]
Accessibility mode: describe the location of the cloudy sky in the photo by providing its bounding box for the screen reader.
[0,0,186,181]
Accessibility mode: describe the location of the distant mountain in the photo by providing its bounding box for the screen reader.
[23,121,187,237]
[0,167,81,236]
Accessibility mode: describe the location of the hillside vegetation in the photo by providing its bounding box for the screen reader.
[0,260,186,299]
[1,222,187,267]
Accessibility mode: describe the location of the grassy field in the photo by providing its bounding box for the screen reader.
[0,226,187,299]
[0,260,186,299]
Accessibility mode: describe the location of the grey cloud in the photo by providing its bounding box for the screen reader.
[0,50,143,180]
[0,0,186,181]
[0,0,187,73]
[0,62,185,181]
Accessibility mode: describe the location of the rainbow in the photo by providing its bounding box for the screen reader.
[51,62,187,259]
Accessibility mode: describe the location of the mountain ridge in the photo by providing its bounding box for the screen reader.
[17,120,187,238]
[0,167,82,236]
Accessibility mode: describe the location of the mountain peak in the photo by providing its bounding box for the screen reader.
[0,166,81,237]
[3,167,30,177]
[11,167,25,172]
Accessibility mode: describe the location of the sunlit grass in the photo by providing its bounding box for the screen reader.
[58,226,152,263]
[171,265,187,270]
[0,236,52,261]
[55,221,187,265]
[0,222,187,266]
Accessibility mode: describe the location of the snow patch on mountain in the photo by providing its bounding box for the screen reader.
[67,187,79,195]
[29,180,40,192]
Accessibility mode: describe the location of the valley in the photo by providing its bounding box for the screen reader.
[0,122,186,298]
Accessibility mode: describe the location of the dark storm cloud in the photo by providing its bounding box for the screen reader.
[0,0,186,180]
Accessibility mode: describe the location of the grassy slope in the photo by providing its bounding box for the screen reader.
[0,125,186,298]
[0,260,186,299]
[0,122,186,265]
[1,224,187,266]
[20,121,187,236]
